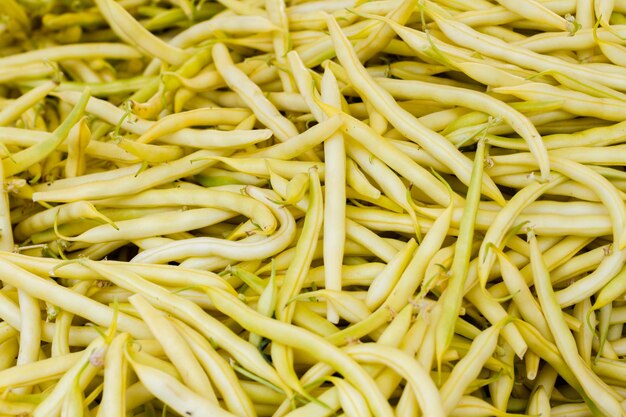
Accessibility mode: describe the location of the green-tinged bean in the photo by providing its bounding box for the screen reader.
[435,139,486,368]
[3,88,89,177]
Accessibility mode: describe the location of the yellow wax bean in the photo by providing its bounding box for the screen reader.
[135,108,252,143]
[426,1,626,90]
[98,187,276,228]
[128,294,218,403]
[0,43,143,68]
[95,332,129,417]
[494,82,626,122]
[171,15,279,48]
[530,233,624,416]
[377,77,550,180]
[130,187,295,264]
[0,81,58,127]
[79,260,290,395]
[94,0,190,65]
[0,258,151,338]
[243,115,342,160]
[173,320,256,417]
[126,349,237,417]
[32,150,222,202]
[327,15,504,204]
[206,286,395,417]
[32,336,109,417]
[53,91,273,149]
[212,42,299,143]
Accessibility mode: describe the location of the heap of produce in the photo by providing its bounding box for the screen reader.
[1,0,626,415]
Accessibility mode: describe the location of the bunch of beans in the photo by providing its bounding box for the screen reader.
[2,0,626,415]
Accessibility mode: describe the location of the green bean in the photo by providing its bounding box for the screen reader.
[3,87,89,177]
[435,139,486,369]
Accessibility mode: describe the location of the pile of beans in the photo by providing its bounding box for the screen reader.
[2,0,626,415]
